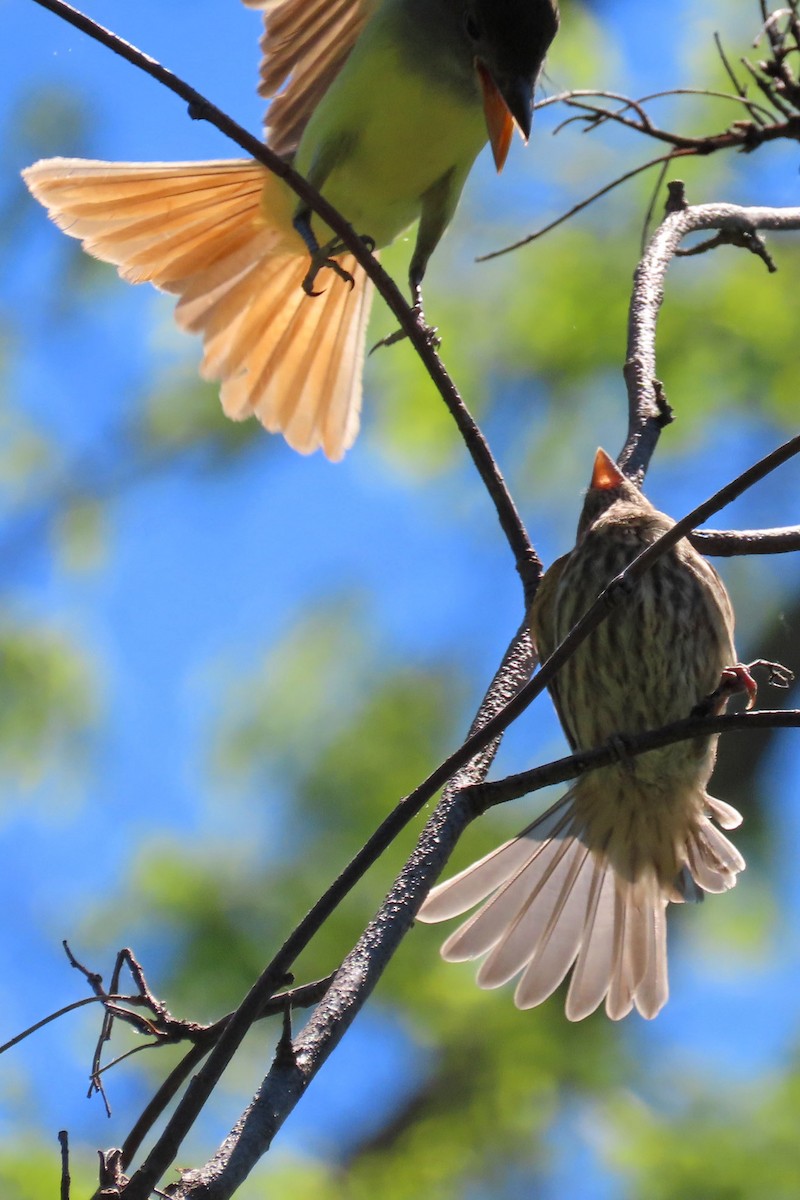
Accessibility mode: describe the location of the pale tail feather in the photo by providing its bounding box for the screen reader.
[684,809,746,895]
[419,785,744,1021]
[629,895,668,1019]
[474,829,590,988]
[416,796,574,926]
[22,157,373,459]
[562,863,618,1020]
[704,794,743,830]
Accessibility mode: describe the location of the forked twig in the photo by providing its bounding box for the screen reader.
[620,195,800,483]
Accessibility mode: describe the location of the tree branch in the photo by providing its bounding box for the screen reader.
[467,708,800,810]
[620,198,800,480]
[691,526,800,555]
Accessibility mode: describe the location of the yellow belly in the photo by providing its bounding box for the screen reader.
[292,32,487,247]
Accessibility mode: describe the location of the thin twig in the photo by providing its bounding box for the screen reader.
[468,709,800,810]
[476,151,687,260]
[714,31,767,124]
[0,995,112,1054]
[536,87,774,124]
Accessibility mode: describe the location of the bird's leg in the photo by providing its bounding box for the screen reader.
[370,264,441,353]
[294,209,354,295]
[371,174,456,353]
[294,209,375,296]
[704,657,795,714]
[718,663,759,711]
[692,661,765,717]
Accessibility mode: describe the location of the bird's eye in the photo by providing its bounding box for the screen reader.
[464,12,481,41]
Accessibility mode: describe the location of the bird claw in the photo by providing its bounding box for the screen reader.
[300,233,375,297]
[604,732,636,772]
[692,665,754,717]
[369,305,440,355]
[719,663,759,711]
[692,657,792,717]
[302,250,355,297]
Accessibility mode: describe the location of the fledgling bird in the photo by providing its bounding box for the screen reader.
[22,0,559,459]
[418,448,747,1021]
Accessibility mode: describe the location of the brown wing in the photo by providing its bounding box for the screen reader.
[242,0,377,156]
[527,553,581,752]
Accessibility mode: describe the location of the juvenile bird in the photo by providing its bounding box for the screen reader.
[418,449,747,1020]
[22,0,559,459]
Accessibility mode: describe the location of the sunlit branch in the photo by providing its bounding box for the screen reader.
[691,526,800,556]
[468,708,800,810]
[620,195,800,480]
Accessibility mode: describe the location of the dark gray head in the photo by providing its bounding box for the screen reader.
[464,0,559,141]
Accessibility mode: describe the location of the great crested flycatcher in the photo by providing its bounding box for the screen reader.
[23,0,559,459]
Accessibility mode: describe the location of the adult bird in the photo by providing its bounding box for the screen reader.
[23,0,559,459]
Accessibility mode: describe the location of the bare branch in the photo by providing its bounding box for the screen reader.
[620,199,800,480]
[692,526,800,555]
[468,708,800,811]
[59,1130,70,1200]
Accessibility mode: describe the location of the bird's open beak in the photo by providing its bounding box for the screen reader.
[591,448,625,491]
[476,62,534,173]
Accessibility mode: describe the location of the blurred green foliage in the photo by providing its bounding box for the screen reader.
[0,621,95,791]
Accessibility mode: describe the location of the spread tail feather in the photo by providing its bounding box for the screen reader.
[22,157,374,459]
[417,789,745,1021]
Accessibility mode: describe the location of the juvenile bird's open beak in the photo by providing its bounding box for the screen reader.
[476,62,534,172]
[591,447,626,490]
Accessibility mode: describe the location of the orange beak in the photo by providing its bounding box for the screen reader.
[591,448,626,491]
[476,61,517,173]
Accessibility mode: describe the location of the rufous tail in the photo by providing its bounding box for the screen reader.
[417,789,744,1021]
[22,158,374,459]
